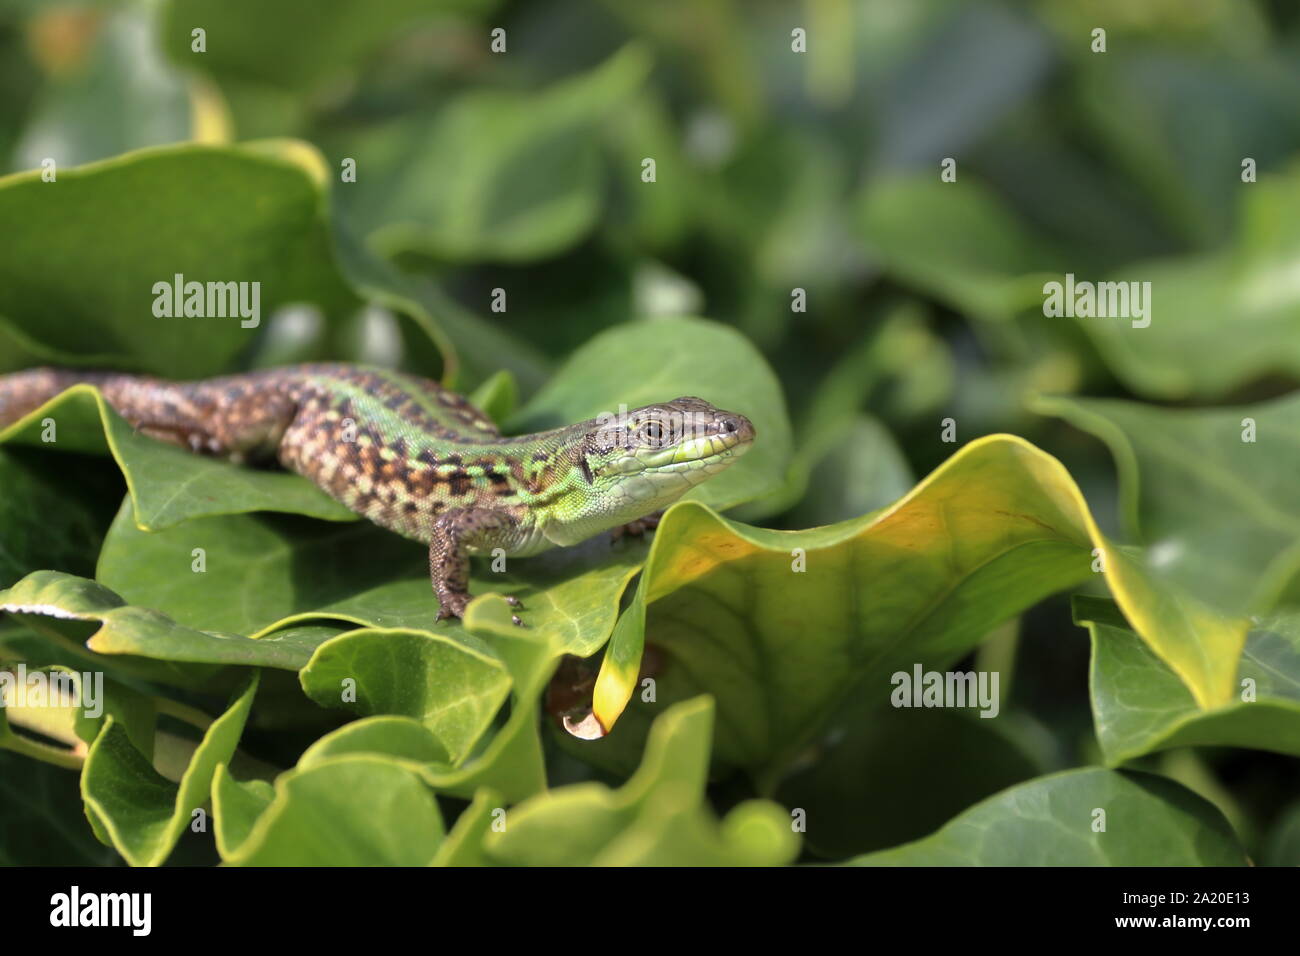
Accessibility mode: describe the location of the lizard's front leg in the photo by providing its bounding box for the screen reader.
[429,508,525,626]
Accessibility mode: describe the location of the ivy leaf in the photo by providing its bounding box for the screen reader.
[431,788,504,867]
[1263,800,1300,867]
[1,391,355,529]
[1081,168,1300,398]
[160,0,496,92]
[1037,392,1300,618]
[81,672,259,867]
[860,167,1300,400]
[96,501,647,656]
[774,705,1040,859]
[292,613,557,804]
[215,754,445,866]
[1078,596,1300,764]
[589,435,1245,786]
[298,628,512,765]
[0,140,455,378]
[857,175,1062,323]
[0,752,120,865]
[0,570,306,677]
[484,697,799,866]
[210,767,274,860]
[0,447,121,586]
[847,768,1249,866]
[1075,53,1298,249]
[333,45,651,262]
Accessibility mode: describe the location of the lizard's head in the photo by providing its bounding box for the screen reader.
[550,397,755,542]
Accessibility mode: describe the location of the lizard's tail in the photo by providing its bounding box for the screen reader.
[0,366,298,461]
[0,367,120,429]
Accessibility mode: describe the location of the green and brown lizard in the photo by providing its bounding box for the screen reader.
[0,364,755,624]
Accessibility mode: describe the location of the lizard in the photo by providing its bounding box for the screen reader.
[0,364,755,625]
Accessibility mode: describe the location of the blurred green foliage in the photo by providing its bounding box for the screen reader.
[2,0,1300,866]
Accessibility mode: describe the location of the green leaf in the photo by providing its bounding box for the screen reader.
[0,752,120,865]
[780,415,914,529]
[775,706,1040,859]
[298,628,511,765]
[510,316,792,511]
[590,435,1243,784]
[733,304,940,523]
[1075,53,1299,248]
[96,500,647,657]
[431,788,503,867]
[0,663,91,769]
[298,715,452,767]
[418,615,555,802]
[1078,596,1300,764]
[0,570,300,677]
[96,500,422,639]
[0,391,356,529]
[0,447,120,586]
[335,45,652,262]
[857,174,1062,323]
[14,8,194,170]
[210,765,274,860]
[0,143,344,376]
[72,673,159,761]
[1262,800,1300,867]
[484,697,799,866]
[289,602,603,807]
[860,163,1300,401]
[161,0,496,92]
[602,93,696,252]
[1038,392,1300,618]
[1061,169,1300,399]
[468,369,518,425]
[81,672,259,867]
[0,140,453,379]
[294,614,556,804]
[218,754,445,866]
[847,768,1249,866]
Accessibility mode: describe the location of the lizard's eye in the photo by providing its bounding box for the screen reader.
[637,420,670,447]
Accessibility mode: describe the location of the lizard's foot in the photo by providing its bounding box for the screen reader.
[436,592,525,626]
[611,510,664,541]
[435,593,469,622]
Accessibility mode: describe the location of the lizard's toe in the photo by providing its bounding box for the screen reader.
[435,594,471,622]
